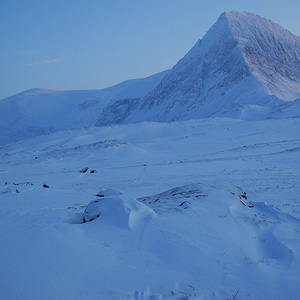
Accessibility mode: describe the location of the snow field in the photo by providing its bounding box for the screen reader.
[1,117,300,299]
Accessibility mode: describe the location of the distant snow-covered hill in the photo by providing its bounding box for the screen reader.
[98,11,300,125]
[0,70,168,145]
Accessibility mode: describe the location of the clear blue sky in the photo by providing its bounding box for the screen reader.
[1,0,300,100]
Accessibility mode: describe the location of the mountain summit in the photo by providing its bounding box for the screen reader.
[98,10,300,125]
[225,11,300,100]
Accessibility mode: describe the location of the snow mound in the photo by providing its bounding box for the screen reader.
[83,197,154,229]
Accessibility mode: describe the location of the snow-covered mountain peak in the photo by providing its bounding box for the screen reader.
[97,10,300,126]
[224,10,300,100]
[224,10,292,38]
[186,9,300,101]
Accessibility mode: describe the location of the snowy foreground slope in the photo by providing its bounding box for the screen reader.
[98,10,300,125]
[0,70,168,145]
[1,117,300,300]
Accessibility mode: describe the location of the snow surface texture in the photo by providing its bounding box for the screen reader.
[0,117,300,300]
[0,70,168,145]
[98,11,300,125]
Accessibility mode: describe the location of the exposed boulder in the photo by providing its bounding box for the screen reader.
[80,167,89,173]
[96,188,124,198]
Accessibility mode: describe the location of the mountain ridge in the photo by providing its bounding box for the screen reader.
[97,10,300,126]
[0,70,169,145]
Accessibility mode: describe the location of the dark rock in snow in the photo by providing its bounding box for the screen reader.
[80,167,89,173]
[96,188,124,198]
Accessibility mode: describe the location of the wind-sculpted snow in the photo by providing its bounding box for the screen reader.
[97,11,300,126]
[82,196,155,229]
